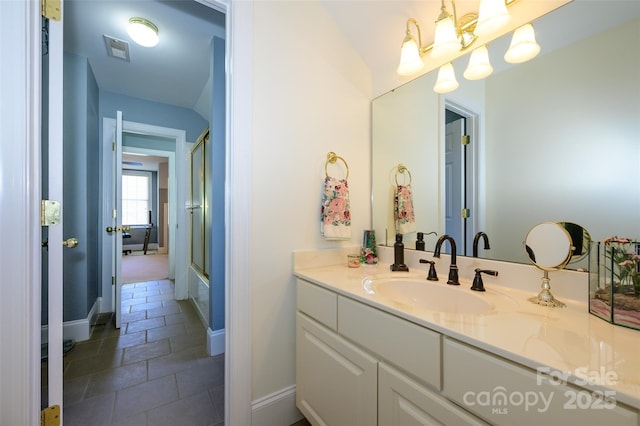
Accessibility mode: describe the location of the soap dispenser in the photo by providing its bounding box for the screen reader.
[415,232,425,251]
[390,234,409,272]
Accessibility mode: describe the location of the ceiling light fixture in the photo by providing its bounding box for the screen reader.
[127,17,159,48]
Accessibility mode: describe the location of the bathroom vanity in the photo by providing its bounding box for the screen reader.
[294,248,640,425]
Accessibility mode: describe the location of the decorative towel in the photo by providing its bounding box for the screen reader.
[394,184,416,235]
[321,176,351,240]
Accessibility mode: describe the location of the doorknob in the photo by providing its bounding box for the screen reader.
[62,238,79,248]
[106,226,115,233]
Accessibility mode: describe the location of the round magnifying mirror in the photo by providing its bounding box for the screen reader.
[524,222,573,271]
[524,222,577,308]
[558,221,591,264]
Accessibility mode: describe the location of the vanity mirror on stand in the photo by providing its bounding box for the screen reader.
[524,222,591,307]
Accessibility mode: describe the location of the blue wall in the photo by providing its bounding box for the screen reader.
[63,52,100,321]
[100,91,208,143]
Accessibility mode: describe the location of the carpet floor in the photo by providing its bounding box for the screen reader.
[122,252,169,284]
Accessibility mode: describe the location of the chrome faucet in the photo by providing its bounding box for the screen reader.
[472,232,490,258]
[433,234,459,285]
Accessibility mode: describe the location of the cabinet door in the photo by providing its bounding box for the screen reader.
[296,312,377,426]
[443,338,638,426]
[379,362,488,426]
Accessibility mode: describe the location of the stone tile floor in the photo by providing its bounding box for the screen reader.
[60,280,224,426]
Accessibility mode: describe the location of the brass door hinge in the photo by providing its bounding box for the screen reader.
[41,405,60,426]
[461,208,470,219]
[112,276,115,285]
[42,0,61,21]
[41,200,61,226]
[461,135,470,145]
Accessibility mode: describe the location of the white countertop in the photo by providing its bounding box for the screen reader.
[294,261,640,410]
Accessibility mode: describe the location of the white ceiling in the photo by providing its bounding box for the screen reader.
[63,1,640,112]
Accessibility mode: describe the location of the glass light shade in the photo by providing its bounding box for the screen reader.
[463,45,493,80]
[127,18,159,47]
[475,0,511,37]
[504,24,540,64]
[397,37,425,76]
[433,63,459,93]
[431,16,460,59]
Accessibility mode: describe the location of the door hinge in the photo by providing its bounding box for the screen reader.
[41,200,61,226]
[41,0,61,21]
[112,142,115,152]
[112,276,115,285]
[113,209,117,218]
[461,135,470,145]
[461,208,470,219]
[41,405,60,426]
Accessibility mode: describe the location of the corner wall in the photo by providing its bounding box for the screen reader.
[250,0,372,421]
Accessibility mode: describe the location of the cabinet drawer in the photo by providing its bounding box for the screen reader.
[379,362,488,426]
[443,338,638,425]
[297,279,337,330]
[338,296,441,389]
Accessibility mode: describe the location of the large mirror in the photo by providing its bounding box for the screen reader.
[372,1,640,265]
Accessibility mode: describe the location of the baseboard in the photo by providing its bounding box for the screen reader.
[251,385,303,426]
[123,243,159,252]
[41,297,100,344]
[207,327,225,356]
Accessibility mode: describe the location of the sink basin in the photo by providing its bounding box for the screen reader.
[363,275,495,314]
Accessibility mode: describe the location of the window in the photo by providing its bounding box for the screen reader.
[122,171,151,225]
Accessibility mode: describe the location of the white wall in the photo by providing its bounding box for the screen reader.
[371,72,439,247]
[251,0,372,404]
[485,18,640,262]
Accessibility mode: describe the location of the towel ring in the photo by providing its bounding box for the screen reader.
[325,152,349,180]
[395,164,412,186]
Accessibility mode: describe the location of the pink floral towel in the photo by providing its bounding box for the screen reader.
[321,177,351,240]
[394,184,416,235]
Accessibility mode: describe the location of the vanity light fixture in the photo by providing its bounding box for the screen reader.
[431,0,477,59]
[504,23,540,63]
[475,0,511,37]
[127,17,159,47]
[463,45,493,80]
[433,62,459,93]
[397,18,427,76]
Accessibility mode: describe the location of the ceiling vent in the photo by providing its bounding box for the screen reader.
[103,35,130,62]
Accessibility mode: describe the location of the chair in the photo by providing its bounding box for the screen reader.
[122,231,132,255]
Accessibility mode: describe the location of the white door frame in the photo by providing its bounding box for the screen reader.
[0,1,43,423]
[2,0,254,423]
[101,118,187,308]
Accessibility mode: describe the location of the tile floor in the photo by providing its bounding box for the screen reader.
[61,280,224,425]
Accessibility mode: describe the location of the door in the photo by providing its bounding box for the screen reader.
[445,114,465,254]
[112,111,124,328]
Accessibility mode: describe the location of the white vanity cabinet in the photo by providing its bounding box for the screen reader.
[296,279,482,426]
[296,278,639,426]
